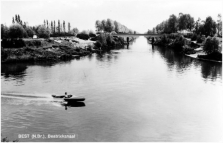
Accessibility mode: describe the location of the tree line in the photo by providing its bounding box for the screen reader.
[95,18,136,34]
[148,13,222,37]
[1,14,79,39]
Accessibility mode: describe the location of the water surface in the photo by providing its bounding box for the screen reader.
[1,36,222,142]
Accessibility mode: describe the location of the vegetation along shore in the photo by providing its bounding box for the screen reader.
[1,16,137,63]
[147,13,222,62]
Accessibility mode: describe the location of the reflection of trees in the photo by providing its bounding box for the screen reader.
[153,45,194,72]
[151,42,222,80]
[1,62,56,81]
[200,62,222,80]
[95,51,120,67]
[1,63,28,79]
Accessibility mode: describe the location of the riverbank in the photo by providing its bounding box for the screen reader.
[1,34,129,63]
[148,34,222,63]
[185,51,222,63]
[1,37,94,63]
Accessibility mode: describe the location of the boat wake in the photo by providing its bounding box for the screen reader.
[1,92,61,106]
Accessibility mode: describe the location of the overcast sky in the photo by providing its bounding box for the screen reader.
[1,0,222,33]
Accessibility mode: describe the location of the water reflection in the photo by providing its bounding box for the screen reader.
[1,63,27,80]
[62,102,86,110]
[200,61,222,81]
[146,38,222,81]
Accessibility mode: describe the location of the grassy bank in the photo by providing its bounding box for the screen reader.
[1,33,128,63]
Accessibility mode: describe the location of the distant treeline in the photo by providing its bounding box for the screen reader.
[147,13,222,37]
[1,14,79,39]
[95,18,137,34]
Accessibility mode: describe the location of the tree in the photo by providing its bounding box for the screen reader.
[168,14,178,33]
[203,16,216,36]
[101,20,106,32]
[187,15,194,31]
[15,15,18,23]
[1,24,9,39]
[217,14,222,37]
[12,17,15,24]
[37,25,50,38]
[203,37,219,54]
[25,26,35,37]
[178,13,194,31]
[58,20,60,33]
[51,21,53,34]
[46,20,48,29]
[105,19,115,32]
[9,23,27,39]
[71,28,79,36]
[68,22,71,33]
[54,20,56,34]
[114,21,120,33]
[63,21,65,33]
[194,18,201,34]
[95,20,102,32]
[18,15,21,23]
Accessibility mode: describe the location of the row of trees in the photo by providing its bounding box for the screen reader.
[95,18,136,34]
[149,13,222,37]
[43,20,74,35]
[1,14,79,39]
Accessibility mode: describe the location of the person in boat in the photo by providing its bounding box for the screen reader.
[64,92,69,98]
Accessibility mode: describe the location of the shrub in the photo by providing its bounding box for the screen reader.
[1,39,25,48]
[191,33,197,41]
[9,24,27,39]
[94,41,102,48]
[89,30,96,37]
[171,35,185,51]
[203,37,219,54]
[77,31,89,40]
[196,35,203,43]
[37,26,50,38]
[90,37,97,41]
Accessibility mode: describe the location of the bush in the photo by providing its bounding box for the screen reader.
[191,34,197,41]
[1,39,26,48]
[196,35,203,43]
[171,35,185,51]
[163,34,169,43]
[37,26,50,38]
[25,40,42,47]
[203,37,219,54]
[89,30,96,37]
[9,24,27,39]
[94,41,102,48]
[90,37,97,41]
[77,31,89,40]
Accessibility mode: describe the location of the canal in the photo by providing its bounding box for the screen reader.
[1,36,222,142]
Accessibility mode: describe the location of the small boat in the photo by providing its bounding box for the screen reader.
[52,94,72,98]
[64,97,85,102]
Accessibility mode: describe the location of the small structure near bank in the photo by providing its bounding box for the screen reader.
[33,35,37,39]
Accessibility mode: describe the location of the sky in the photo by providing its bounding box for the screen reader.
[1,0,222,33]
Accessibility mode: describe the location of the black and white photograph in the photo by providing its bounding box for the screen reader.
[1,0,222,142]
